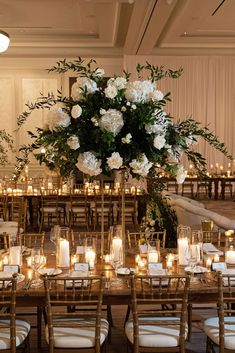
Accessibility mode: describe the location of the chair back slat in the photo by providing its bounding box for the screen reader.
[44,274,105,353]
[0,274,17,353]
[129,274,190,353]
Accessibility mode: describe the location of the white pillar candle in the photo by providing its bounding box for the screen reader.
[112,237,122,262]
[9,246,21,265]
[166,259,173,269]
[206,258,212,268]
[48,182,53,190]
[147,250,159,263]
[85,249,96,269]
[213,254,220,262]
[58,238,70,267]
[27,185,33,194]
[178,238,190,266]
[225,247,235,264]
[2,255,8,265]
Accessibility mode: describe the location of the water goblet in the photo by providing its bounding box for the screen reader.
[30,247,46,288]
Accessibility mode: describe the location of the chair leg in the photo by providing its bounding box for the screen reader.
[123,305,131,327]
[187,303,192,340]
[37,306,42,348]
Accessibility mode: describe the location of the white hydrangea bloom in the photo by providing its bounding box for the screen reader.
[71,77,98,101]
[99,109,124,135]
[176,165,186,184]
[125,80,155,103]
[153,135,166,150]
[46,103,71,131]
[130,154,153,177]
[150,89,164,101]
[104,85,118,99]
[107,152,123,170]
[107,77,127,90]
[121,133,132,144]
[76,152,102,176]
[67,136,80,150]
[71,104,82,119]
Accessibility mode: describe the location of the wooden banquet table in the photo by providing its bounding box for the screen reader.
[9,249,221,308]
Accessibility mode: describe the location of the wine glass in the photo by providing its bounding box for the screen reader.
[50,225,60,255]
[31,247,46,288]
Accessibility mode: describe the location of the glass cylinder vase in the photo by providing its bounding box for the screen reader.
[177,225,191,266]
[56,227,70,268]
[110,225,123,268]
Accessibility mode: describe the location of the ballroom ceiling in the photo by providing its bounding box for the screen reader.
[1,0,235,57]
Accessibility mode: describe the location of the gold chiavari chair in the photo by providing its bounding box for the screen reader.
[125,273,190,353]
[5,195,28,233]
[43,273,109,353]
[0,273,31,352]
[38,189,66,231]
[90,192,114,230]
[68,191,90,229]
[203,272,235,353]
[127,230,166,251]
[2,231,46,348]
[117,193,138,228]
[0,194,7,221]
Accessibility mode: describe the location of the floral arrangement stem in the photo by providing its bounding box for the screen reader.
[121,170,126,265]
[100,176,104,259]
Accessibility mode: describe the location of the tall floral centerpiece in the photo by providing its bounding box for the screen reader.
[16,58,231,255]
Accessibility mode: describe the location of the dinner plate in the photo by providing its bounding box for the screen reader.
[185,266,207,274]
[116,267,135,275]
[38,268,62,276]
[0,271,25,283]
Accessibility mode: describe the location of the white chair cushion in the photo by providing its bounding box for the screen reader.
[42,207,63,212]
[0,319,30,349]
[45,318,109,348]
[125,317,188,348]
[204,316,235,350]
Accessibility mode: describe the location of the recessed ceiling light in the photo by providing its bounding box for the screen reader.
[0,30,10,53]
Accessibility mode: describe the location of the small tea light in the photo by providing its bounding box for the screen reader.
[135,254,141,264]
[27,256,32,267]
[71,254,79,266]
[147,250,159,263]
[104,254,111,264]
[166,259,173,269]
[206,258,212,269]
[138,258,147,270]
[27,269,33,280]
[3,255,9,265]
[214,254,220,262]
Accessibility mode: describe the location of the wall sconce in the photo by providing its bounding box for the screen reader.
[0,30,10,53]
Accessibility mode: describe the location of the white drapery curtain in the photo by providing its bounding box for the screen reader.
[124,55,235,173]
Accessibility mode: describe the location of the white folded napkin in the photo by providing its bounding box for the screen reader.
[202,243,223,255]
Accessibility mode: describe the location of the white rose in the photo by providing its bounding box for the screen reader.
[107,152,123,170]
[76,152,102,176]
[121,133,132,144]
[153,135,166,150]
[100,109,106,115]
[130,154,153,177]
[71,104,82,119]
[67,136,80,150]
[104,85,118,99]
